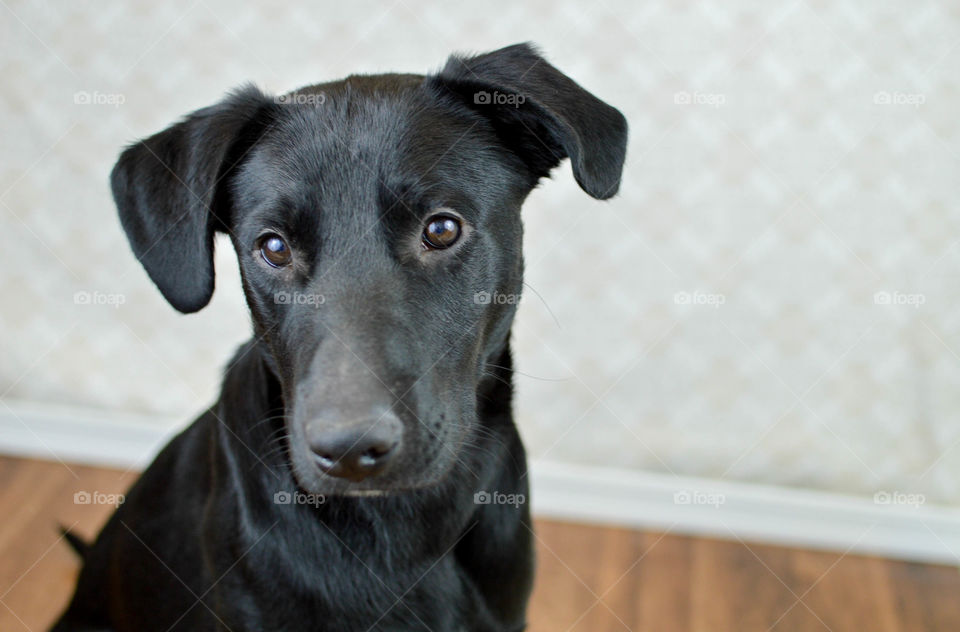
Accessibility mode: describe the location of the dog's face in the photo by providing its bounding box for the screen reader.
[111,44,626,495]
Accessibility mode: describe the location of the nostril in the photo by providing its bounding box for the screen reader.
[358,440,396,466]
[363,441,397,459]
[314,453,336,468]
[364,443,390,459]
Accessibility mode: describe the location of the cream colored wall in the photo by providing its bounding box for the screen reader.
[2,0,958,503]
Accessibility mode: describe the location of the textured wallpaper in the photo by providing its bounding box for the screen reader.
[2,0,958,504]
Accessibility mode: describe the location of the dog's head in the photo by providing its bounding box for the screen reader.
[112,44,626,495]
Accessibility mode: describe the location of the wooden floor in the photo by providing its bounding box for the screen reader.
[1,456,958,631]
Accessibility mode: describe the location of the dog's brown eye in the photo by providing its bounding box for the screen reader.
[259,234,292,267]
[422,215,461,250]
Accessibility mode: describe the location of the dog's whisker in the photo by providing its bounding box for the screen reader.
[483,365,570,383]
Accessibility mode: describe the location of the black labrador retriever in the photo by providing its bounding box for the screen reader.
[52,43,626,632]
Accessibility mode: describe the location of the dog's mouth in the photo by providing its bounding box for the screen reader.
[287,456,444,498]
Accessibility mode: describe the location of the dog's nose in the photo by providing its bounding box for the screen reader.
[306,412,402,482]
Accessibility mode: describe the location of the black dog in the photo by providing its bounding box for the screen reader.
[52,43,626,632]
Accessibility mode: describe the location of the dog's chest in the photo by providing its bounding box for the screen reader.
[207,517,495,631]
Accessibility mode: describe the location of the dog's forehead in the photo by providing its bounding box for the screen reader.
[261,75,455,179]
[238,75,523,214]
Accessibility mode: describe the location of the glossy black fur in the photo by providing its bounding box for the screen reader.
[52,43,627,632]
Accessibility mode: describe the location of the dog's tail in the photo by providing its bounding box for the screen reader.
[59,525,90,558]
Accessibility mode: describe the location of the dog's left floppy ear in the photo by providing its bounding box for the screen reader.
[433,43,628,199]
[111,86,273,313]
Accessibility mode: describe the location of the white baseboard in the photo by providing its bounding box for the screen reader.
[0,399,180,470]
[529,461,960,565]
[2,399,958,565]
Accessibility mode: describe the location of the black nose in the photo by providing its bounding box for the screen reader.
[306,413,402,482]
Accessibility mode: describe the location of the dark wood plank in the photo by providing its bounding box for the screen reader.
[888,559,960,631]
[689,535,802,631]
[527,520,605,631]
[635,530,693,632]
[790,547,900,632]
[570,524,637,632]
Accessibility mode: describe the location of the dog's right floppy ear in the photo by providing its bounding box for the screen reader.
[433,43,628,199]
[111,86,273,313]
